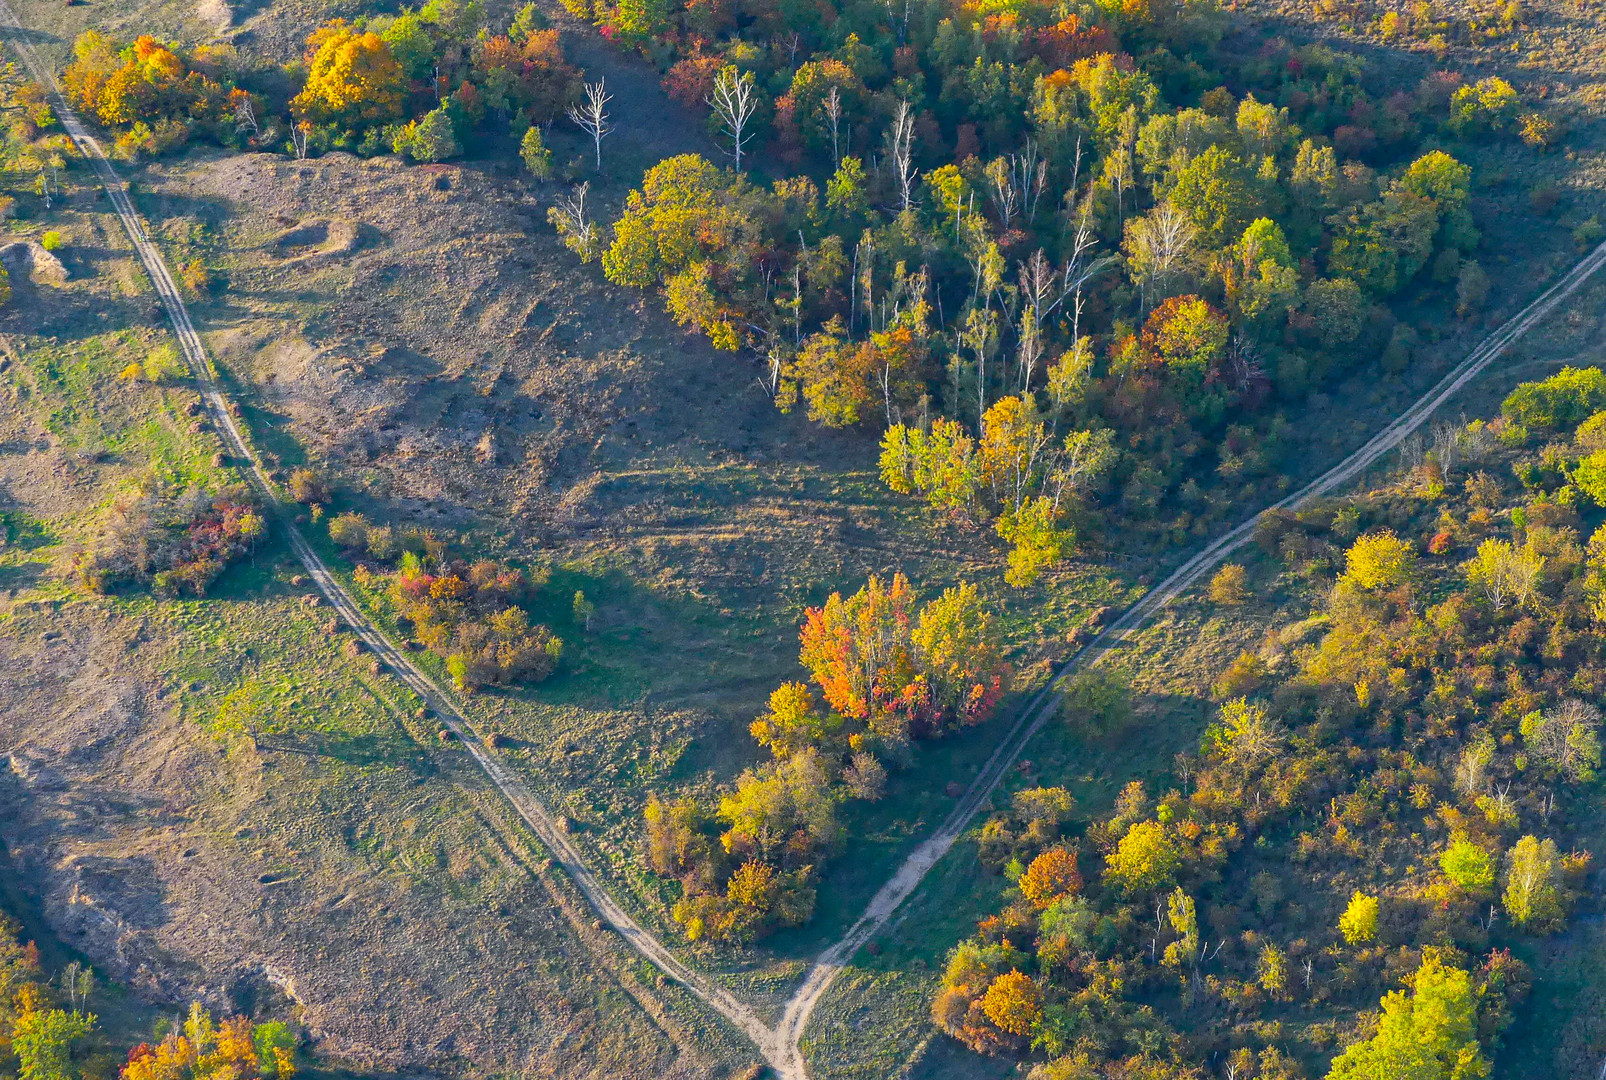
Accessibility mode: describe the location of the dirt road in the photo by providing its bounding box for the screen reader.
[0,3,782,1064]
[769,239,1606,1077]
[6,7,1606,1077]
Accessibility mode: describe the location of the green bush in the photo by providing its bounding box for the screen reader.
[1502,367,1606,431]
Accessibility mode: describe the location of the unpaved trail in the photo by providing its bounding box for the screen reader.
[8,3,1606,1075]
[0,5,780,1064]
[770,240,1606,1078]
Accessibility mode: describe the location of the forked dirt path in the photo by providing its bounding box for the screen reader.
[771,234,1606,1078]
[7,9,1606,1078]
[0,5,782,1066]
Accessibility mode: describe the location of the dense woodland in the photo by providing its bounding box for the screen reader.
[25,0,1547,582]
[928,367,1606,1078]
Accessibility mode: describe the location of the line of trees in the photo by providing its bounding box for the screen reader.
[645,573,1007,942]
[61,1,582,163]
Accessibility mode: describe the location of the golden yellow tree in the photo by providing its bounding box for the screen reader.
[291,22,405,127]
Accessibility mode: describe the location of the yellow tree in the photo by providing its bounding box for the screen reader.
[291,22,405,128]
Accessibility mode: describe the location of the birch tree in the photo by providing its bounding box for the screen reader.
[889,100,917,213]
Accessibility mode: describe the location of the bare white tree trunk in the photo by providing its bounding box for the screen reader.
[889,100,917,213]
[568,79,614,171]
[823,86,843,167]
[708,66,758,170]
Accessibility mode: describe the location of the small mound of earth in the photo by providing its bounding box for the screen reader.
[273,218,370,261]
[0,241,67,285]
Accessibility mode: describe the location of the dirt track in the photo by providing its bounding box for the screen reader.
[7,4,1606,1075]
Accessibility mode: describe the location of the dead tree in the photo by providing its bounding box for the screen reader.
[822,86,843,166]
[708,66,758,170]
[888,100,917,213]
[568,79,614,171]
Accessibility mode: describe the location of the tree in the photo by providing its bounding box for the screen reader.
[1104,820,1180,896]
[290,22,405,128]
[520,125,553,179]
[13,1007,95,1080]
[1503,835,1566,929]
[880,419,980,512]
[1342,531,1415,591]
[749,681,837,758]
[910,582,1002,725]
[1122,202,1197,309]
[1448,76,1518,137]
[979,970,1041,1037]
[1440,840,1496,893]
[1521,700,1601,782]
[1326,954,1489,1080]
[707,66,757,170]
[1464,538,1543,612]
[568,78,613,170]
[548,182,598,261]
[614,0,670,36]
[718,748,840,861]
[1141,295,1227,376]
[1328,187,1440,296]
[1302,277,1366,347]
[1018,846,1082,910]
[888,99,917,212]
[1339,890,1380,944]
[997,496,1074,588]
[393,107,460,162]
[1169,145,1257,247]
[1208,697,1285,768]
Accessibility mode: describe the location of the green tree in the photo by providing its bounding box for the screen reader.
[1168,145,1256,246]
[393,106,460,162]
[13,1007,96,1080]
[1326,954,1489,1080]
[1503,835,1566,929]
[1302,277,1366,347]
[1440,840,1496,893]
[520,125,552,178]
[614,0,670,37]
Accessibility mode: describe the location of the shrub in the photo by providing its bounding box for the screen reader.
[142,343,185,383]
[327,511,371,551]
[40,231,63,251]
[288,468,329,504]
[520,125,553,179]
[1502,367,1606,431]
[1208,563,1249,604]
